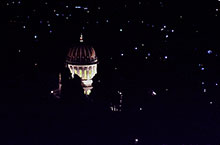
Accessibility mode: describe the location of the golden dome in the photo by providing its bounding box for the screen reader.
[66,45,98,65]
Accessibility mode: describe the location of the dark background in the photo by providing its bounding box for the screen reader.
[1,0,220,144]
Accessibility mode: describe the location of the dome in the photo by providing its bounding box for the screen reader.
[66,45,98,65]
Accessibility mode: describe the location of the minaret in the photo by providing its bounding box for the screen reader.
[51,72,62,99]
[58,73,62,93]
[80,33,83,43]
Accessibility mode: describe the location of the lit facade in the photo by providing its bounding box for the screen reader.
[67,64,97,95]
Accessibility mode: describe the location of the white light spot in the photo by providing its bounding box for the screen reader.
[164,56,168,59]
[120,29,123,32]
[51,90,54,94]
[121,53,124,56]
[152,91,157,96]
[34,35,37,39]
[210,101,213,105]
[207,50,213,54]
[75,6,81,9]
[203,88,206,93]
[201,67,205,71]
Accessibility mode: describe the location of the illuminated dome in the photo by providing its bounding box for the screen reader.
[66,45,98,65]
[65,34,98,95]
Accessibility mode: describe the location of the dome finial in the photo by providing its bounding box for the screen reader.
[80,33,83,43]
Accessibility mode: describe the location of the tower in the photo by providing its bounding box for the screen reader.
[65,34,98,95]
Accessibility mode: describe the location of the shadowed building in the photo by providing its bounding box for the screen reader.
[65,34,98,95]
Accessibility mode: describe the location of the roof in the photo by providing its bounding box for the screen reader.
[66,44,98,65]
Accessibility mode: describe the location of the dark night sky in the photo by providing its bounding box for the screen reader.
[1,0,220,144]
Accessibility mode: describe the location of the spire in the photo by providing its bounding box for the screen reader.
[80,33,83,43]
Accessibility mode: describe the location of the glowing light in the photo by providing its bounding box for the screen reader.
[152,91,157,96]
[79,69,82,77]
[84,70,87,79]
[75,6,81,9]
[207,50,213,54]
